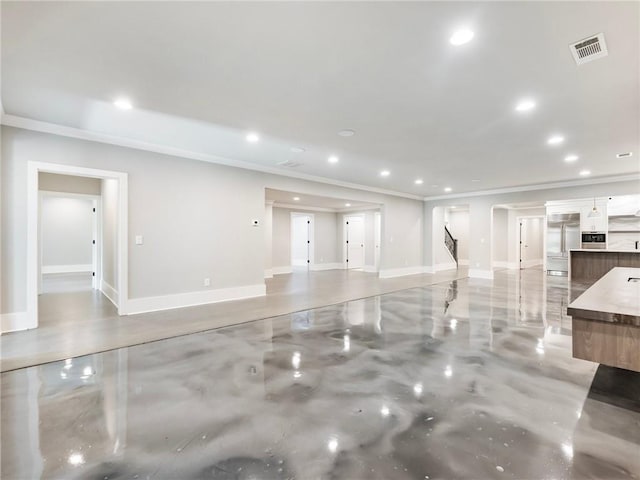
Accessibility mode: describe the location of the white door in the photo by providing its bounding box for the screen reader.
[374,212,381,271]
[291,215,311,267]
[519,217,544,269]
[346,216,365,269]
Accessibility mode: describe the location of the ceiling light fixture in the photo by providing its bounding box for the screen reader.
[450,28,474,46]
[328,155,339,164]
[471,179,480,183]
[246,132,260,143]
[338,129,355,137]
[444,187,452,193]
[547,135,565,146]
[113,98,132,110]
[345,203,351,207]
[617,152,633,158]
[564,154,579,163]
[579,170,591,176]
[380,170,390,177]
[515,99,536,112]
[293,197,300,201]
[415,179,424,185]
[587,197,601,218]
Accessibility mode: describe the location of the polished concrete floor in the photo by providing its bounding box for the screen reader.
[1,269,468,372]
[2,269,639,479]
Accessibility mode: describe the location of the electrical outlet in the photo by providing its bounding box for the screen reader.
[203,278,210,287]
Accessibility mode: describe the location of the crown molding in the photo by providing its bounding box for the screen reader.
[0,114,423,202]
[424,174,640,201]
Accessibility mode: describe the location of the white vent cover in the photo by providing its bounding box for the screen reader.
[277,159,302,168]
[570,33,608,65]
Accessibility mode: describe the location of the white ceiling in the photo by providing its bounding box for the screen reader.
[266,188,379,211]
[2,2,639,197]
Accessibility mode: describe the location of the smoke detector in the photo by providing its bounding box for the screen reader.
[277,160,302,168]
[569,33,608,65]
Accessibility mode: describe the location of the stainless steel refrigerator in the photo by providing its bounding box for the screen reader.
[546,213,580,276]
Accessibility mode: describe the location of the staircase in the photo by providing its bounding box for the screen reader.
[444,226,458,267]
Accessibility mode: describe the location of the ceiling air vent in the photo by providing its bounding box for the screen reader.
[569,33,608,65]
[277,159,302,168]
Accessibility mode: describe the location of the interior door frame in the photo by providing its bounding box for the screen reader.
[516,215,545,270]
[26,162,129,332]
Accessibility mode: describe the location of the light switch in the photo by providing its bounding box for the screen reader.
[135,235,143,245]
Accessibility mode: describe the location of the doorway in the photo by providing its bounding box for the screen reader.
[24,162,129,333]
[39,191,100,295]
[291,213,313,268]
[518,216,545,269]
[345,215,365,269]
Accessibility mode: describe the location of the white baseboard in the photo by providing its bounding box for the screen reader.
[379,266,425,279]
[434,262,457,272]
[423,265,436,274]
[522,259,543,268]
[310,262,343,272]
[272,266,293,275]
[1,311,33,334]
[468,268,494,280]
[264,269,273,279]
[291,260,307,267]
[101,280,119,308]
[362,265,378,273]
[42,264,92,274]
[492,261,509,269]
[127,283,266,315]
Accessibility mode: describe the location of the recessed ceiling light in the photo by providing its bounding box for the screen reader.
[444,187,452,192]
[380,170,390,177]
[113,98,132,110]
[290,146,305,153]
[414,179,424,185]
[471,179,480,182]
[450,28,474,46]
[579,170,591,176]
[338,129,355,137]
[451,206,457,209]
[564,154,579,162]
[547,135,564,145]
[345,203,351,207]
[515,99,536,112]
[246,132,260,143]
[616,152,633,158]
[293,196,300,201]
[328,155,339,164]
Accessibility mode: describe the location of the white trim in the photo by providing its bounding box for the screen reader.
[468,268,495,279]
[0,312,33,334]
[42,264,92,274]
[424,174,640,201]
[423,265,436,274]
[521,259,543,268]
[3,114,422,201]
[310,262,343,271]
[27,162,129,333]
[492,261,519,269]
[272,266,293,275]
[126,284,266,315]
[101,280,119,308]
[434,262,457,272]
[362,264,378,273]
[379,266,425,279]
[264,269,274,279]
[274,202,336,213]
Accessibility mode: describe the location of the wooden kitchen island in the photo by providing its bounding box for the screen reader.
[569,249,640,285]
[568,267,640,373]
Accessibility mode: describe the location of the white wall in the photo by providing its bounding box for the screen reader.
[101,179,119,292]
[492,208,508,265]
[39,172,101,195]
[448,209,469,263]
[41,196,93,270]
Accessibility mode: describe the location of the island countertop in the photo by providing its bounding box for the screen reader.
[567,267,640,326]
[570,249,640,253]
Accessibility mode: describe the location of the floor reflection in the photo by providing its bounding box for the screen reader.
[2,270,639,479]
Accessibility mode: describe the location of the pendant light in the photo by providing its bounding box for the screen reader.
[587,197,601,218]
